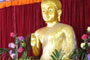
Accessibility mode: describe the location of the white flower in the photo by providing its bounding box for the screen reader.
[10,43,15,48]
[10,53,16,59]
[87,27,90,32]
[80,43,86,49]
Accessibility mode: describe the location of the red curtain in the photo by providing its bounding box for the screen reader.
[0,3,45,59]
[0,0,90,59]
[60,0,90,46]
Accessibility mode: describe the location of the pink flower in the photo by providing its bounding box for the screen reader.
[87,54,90,59]
[88,42,90,47]
[9,50,12,54]
[18,48,23,53]
[18,36,24,41]
[8,43,15,48]
[81,34,88,40]
[10,32,15,37]
[8,43,11,48]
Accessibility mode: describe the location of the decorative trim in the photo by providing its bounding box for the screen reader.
[0,0,42,8]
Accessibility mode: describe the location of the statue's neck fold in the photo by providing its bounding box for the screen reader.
[46,21,58,27]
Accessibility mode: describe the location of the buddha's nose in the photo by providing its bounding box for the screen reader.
[44,11,48,15]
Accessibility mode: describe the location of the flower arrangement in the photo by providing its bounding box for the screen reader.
[8,32,27,59]
[0,32,40,60]
[72,27,90,60]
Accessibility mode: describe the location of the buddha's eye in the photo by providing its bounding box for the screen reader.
[42,10,45,13]
[49,9,53,12]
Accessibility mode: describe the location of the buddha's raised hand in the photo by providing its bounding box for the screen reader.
[31,33,41,56]
[31,33,37,46]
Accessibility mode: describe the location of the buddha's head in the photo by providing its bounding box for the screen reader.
[41,0,62,23]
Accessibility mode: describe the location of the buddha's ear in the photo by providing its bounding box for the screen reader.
[57,9,62,22]
[57,9,62,16]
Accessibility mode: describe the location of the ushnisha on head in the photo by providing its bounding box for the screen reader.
[41,0,62,22]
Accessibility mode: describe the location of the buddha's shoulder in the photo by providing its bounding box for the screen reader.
[35,27,47,34]
[34,23,74,34]
[56,23,73,30]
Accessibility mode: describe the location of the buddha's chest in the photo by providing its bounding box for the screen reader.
[39,28,65,45]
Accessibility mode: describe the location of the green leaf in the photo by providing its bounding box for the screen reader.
[51,55,55,60]
[55,49,59,58]
[52,52,57,58]
[81,52,86,60]
[0,49,4,54]
[0,48,9,55]
[4,49,9,54]
[0,55,3,59]
[29,56,35,60]
[33,56,40,59]
[2,56,5,60]
[72,54,77,58]
[84,39,88,43]
[51,49,64,60]
[59,55,63,60]
[8,57,11,60]
[84,54,87,60]
[58,49,62,57]
[21,51,27,59]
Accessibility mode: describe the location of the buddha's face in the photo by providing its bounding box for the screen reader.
[41,1,58,22]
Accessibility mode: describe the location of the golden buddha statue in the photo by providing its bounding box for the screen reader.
[31,0,76,60]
